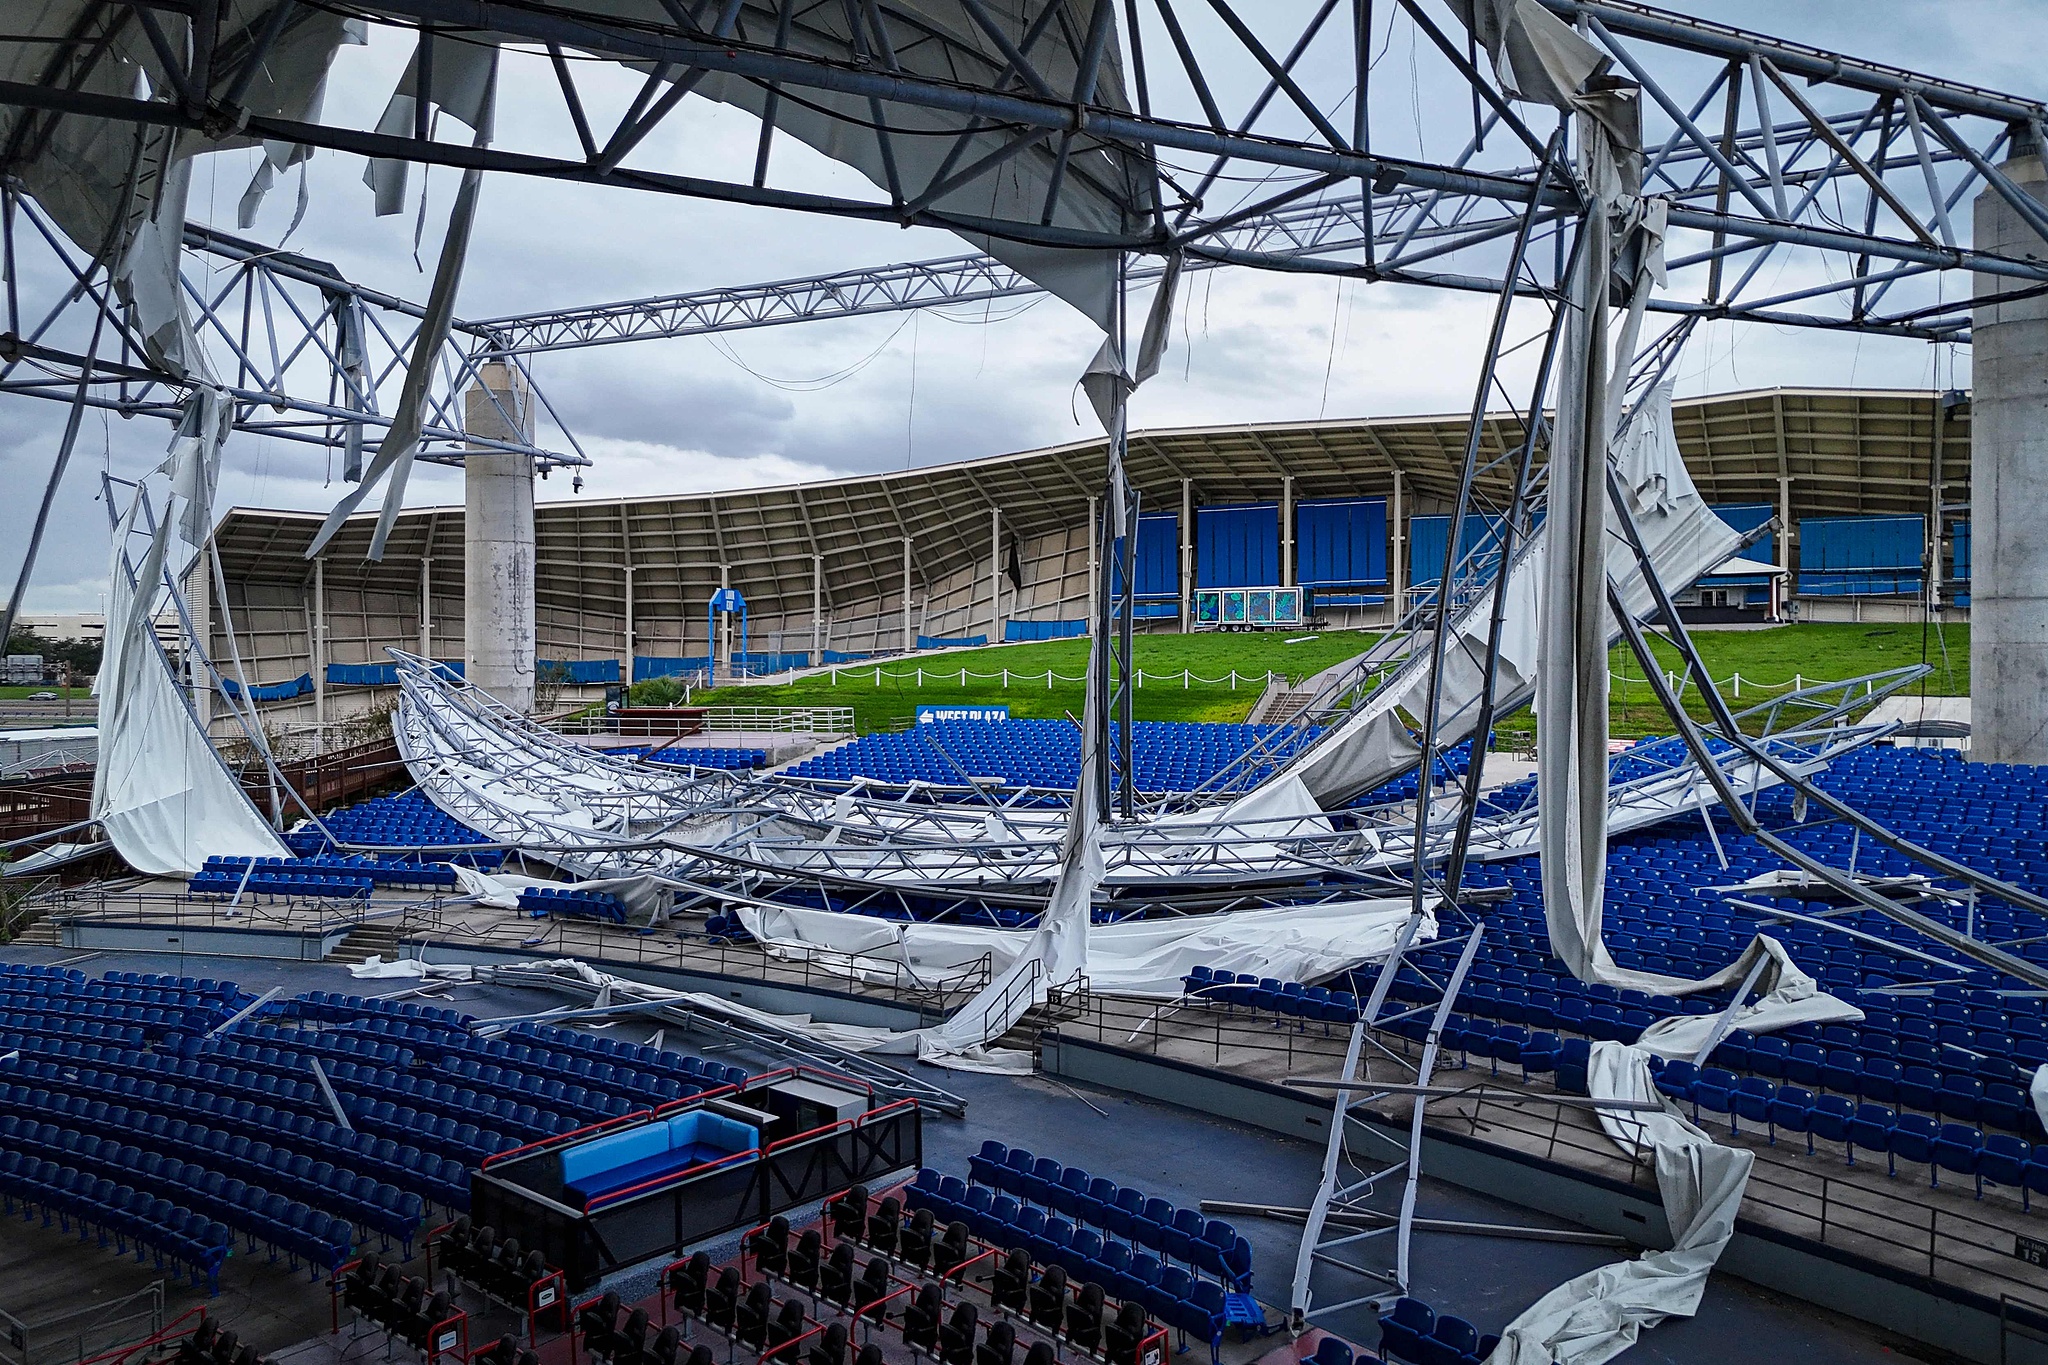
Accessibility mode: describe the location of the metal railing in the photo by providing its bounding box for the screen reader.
[550,705,853,737]
[1054,990,2048,1309]
[0,1281,163,1365]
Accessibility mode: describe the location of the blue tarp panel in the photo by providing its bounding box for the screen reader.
[1408,514,1507,589]
[326,661,463,686]
[918,635,988,650]
[1709,504,1776,585]
[633,656,709,682]
[1134,601,1179,619]
[822,650,872,664]
[1953,520,1971,582]
[1309,593,1388,608]
[220,672,314,702]
[1005,619,1089,642]
[1197,503,1280,587]
[1797,515,1924,596]
[538,658,622,685]
[734,652,810,673]
[1135,513,1178,598]
[1296,498,1389,587]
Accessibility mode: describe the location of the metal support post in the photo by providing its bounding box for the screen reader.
[901,537,914,653]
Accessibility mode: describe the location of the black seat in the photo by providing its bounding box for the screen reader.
[830,1185,869,1240]
[229,1343,258,1365]
[903,1284,945,1356]
[854,1346,884,1365]
[1027,1264,1066,1331]
[1021,1343,1054,1365]
[820,1244,857,1305]
[976,1320,1014,1365]
[407,1291,453,1350]
[686,1348,716,1365]
[177,1318,219,1365]
[616,1308,651,1365]
[464,1226,496,1286]
[866,1196,901,1256]
[476,1336,518,1365]
[855,1257,893,1321]
[937,1304,977,1365]
[787,1230,822,1293]
[752,1215,792,1277]
[208,1332,239,1365]
[898,1208,935,1272]
[490,1238,525,1302]
[932,1223,971,1277]
[808,1323,847,1365]
[1103,1302,1148,1365]
[513,1251,547,1300]
[390,1281,424,1337]
[434,1219,471,1275]
[770,1300,809,1362]
[366,1267,402,1328]
[1064,1283,1103,1353]
[990,1249,1030,1315]
[737,1284,775,1350]
[648,1326,682,1365]
[670,1252,712,1318]
[516,1353,540,1365]
[341,1257,381,1319]
[580,1291,623,1359]
[705,1269,742,1334]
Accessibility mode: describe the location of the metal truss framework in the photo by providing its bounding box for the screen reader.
[0,187,582,469]
[6,0,2048,468]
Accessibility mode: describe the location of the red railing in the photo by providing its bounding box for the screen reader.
[424,1310,471,1365]
[527,1268,568,1339]
[73,1306,210,1365]
[480,1107,655,1171]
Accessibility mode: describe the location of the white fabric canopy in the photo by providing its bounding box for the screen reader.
[1701,555,1786,579]
[1487,1042,1753,1364]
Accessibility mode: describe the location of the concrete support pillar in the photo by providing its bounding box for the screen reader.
[1281,474,1295,587]
[1086,495,1100,634]
[620,504,634,687]
[990,507,1003,642]
[1389,468,1405,619]
[901,538,914,653]
[1179,478,1192,631]
[312,557,326,724]
[1973,141,2048,762]
[1928,396,1946,615]
[418,555,433,658]
[812,554,825,662]
[464,362,536,712]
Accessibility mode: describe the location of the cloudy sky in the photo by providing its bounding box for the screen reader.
[6,1,2041,616]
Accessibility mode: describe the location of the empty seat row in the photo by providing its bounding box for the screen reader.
[0,1156,230,1293]
[953,1144,1252,1287]
[338,1256,469,1360]
[1377,1298,1498,1365]
[1181,969,1362,1028]
[427,1219,560,1316]
[518,886,631,925]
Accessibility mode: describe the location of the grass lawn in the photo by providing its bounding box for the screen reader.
[669,620,1971,735]
[0,684,81,699]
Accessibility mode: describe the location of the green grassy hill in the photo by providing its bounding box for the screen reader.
[668,621,1967,735]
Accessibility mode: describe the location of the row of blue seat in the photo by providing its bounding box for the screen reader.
[499,1020,750,1090]
[283,992,472,1032]
[1651,1064,2048,1198]
[0,1122,353,1276]
[188,869,372,901]
[0,1155,231,1293]
[1181,969,1363,1027]
[0,1016,148,1047]
[0,997,203,1033]
[1376,1298,1497,1365]
[0,1114,425,1251]
[324,1057,630,1127]
[641,746,768,770]
[1,1080,477,1211]
[959,1143,1252,1287]
[199,854,462,890]
[901,1172,1235,1353]
[519,887,630,924]
[288,792,503,865]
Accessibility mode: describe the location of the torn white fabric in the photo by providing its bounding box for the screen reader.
[2032,1066,2048,1136]
[364,32,501,216]
[91,489,288,877]
[1631,937,1863,1055]
[1487,1042,1753,1364]
[735,894,1426,1001]
[447,864,683,925]
[1452,0,1607,110]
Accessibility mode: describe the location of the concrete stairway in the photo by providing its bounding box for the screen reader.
[326,920,404,965]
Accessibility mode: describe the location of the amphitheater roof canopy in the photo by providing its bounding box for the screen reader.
[215,386,1967,619]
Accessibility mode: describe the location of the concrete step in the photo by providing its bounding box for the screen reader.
[326,922,403,964]
[5,917,60,947]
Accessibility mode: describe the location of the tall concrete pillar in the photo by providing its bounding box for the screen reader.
[1972,140,2048,763]
[464,361,536,712]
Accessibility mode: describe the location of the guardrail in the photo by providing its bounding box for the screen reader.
[552,706,853,737]
[1055,988,2048,1310]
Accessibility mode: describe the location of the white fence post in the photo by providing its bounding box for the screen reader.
[1002,669,1009,688]
[959,668,966,686]
[916,668,924,686]
[1795,673,1802,689]
[1230,670,1237,690]
[1732,673,1740,697]
[1183,668,1190,689]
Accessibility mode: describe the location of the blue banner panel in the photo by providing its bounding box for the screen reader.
[1952,520,1971,582]
[1005,619,1089,642]
[633,656,709,682]
[221,672,314,702]
[1797,514,1924,596]
[1407,514,1507,589]
[1296,498,1389,587]
[537,658,623,685]
[917,635,988,650]
[1197,503,1280,588]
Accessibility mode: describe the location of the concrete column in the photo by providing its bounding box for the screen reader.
[1928,395,1946,615]
[1389,468,1405,618]
[620,504,634,686]
[812,554,825,662]
[990,507,1003,643]
[464,363,537,710]
[312,557,326,724]
[1280,474,1294,587]
[901,538,914,653]
[418,554,433,658]
[1086,495,1100,633]
[1179,478,1192,631]
[1974,143,2048,760]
